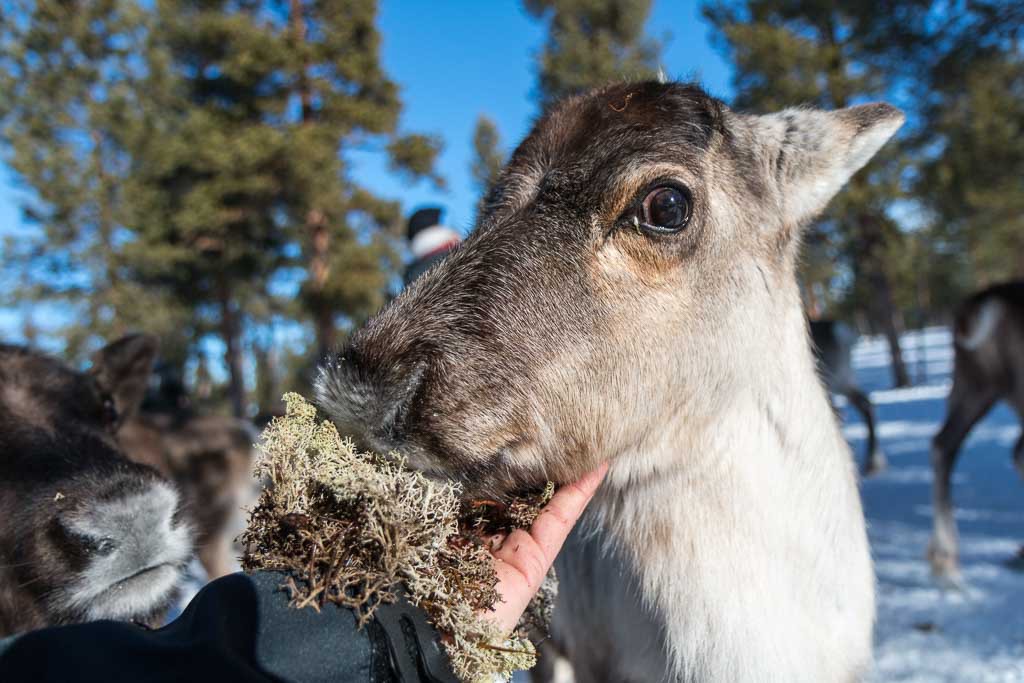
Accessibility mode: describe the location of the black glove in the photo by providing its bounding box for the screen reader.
[0,571,460,683]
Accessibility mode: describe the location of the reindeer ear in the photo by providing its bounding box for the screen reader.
[753,103,904,227]
[91,334,159,422]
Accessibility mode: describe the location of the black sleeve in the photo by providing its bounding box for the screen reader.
[0,571,460,683]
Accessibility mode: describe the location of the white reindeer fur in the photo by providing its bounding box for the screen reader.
[550,106,904,683]
[64,482,191,621]
[959,299,1002,350]
[314,88,904,682]
[553,288,873,683]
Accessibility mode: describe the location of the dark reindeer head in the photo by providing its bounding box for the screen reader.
[0,335,192,635]
[316,81,903,499]
[118,411,258,580]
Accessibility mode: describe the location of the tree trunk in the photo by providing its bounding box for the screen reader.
[290,0,335,361]
[855,208,910,388]
[310,214,335,360]
[218,279,246,418]
[90,128,126,339]
[820,23,909,386]
[254,341,282,415]
[195,353,213,402]
[873,269,910,387]
[315,308,335,360]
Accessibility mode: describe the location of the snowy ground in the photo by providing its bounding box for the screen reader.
[849,328,1024,682]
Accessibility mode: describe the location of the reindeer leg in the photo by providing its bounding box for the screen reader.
[845,386,886,476]
[1013,429,1024,481]
[928,380,997,583]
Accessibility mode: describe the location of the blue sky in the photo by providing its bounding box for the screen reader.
[341,0,732,233]
[0,0,734,343]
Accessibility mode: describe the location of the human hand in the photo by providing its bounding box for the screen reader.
[481,463,608,634]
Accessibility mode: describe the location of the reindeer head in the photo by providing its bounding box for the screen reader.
[317,81,903,499]
[0,335,192,633]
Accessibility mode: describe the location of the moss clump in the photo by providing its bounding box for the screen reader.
[240,393,553,682]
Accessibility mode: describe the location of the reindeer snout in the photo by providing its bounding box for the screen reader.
[62,477,191,568]
[315,343,428,452]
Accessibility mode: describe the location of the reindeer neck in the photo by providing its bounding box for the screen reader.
[582,300,874,682]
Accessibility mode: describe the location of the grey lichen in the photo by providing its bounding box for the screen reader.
[240,393,550,682]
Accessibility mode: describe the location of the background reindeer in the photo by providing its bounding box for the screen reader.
[811,319,887,475]
[118,367,258,580]
[316,81,902,681]
[0,335,192,636]
[929,281,1024,580]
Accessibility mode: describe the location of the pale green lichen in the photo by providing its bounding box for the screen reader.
[240,393,542,682]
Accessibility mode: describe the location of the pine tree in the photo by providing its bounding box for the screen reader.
[833,0,1024,305]
[0,0,190,362]
[121,0,296,416]
[703,0,913,386]
[526,0,662,106]
[3,0,439,414]
[282,0,442,360]
[125,0,441,414]
[470,115,505,200]
[915,48,1024,285]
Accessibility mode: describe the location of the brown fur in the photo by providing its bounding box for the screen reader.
[929,281,1024,579]
[318,82,735,497]
[0,336,191,636]
[317,81,901,681]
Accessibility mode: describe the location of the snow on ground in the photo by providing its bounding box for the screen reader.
[849,327,1024,682]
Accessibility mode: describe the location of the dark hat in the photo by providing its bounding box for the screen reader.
[406,207,444,241]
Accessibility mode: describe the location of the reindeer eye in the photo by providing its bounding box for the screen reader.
[641,186,692,233]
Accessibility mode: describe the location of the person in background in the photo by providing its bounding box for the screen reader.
[404,207,462,287]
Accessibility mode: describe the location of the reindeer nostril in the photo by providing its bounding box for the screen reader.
[91,537,118,556]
